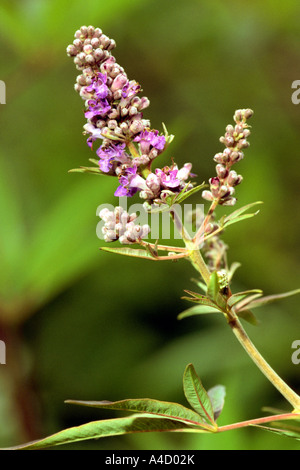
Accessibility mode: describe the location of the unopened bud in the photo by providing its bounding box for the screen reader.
[111,73,128,92]
[216,164,228,179]
[129,120,144,134]
[202,190,214,202]
[227,170,243,186]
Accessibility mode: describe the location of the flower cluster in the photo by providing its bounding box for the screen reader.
[202,109,253,206]
[67,26,194,206]
[99,207,150,244]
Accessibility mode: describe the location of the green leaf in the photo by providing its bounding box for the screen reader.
[172,182,207,205]
[207,385,226,420]
[238,288,300,311]
[178,305,223,320]
[68,166,108,176]
[227,289,263,308]
[162,122,175,147]
[65,398,207,426]
[207,272,220,303]
[227,262,242,282]
[100,246,158,260]
[236,308,259,326]
[253,417,300,440]
[223,212,260,228]
[221,201,263,229]
[183,364,216,427]
[181,290,221,309]
[223,201,263,222]
[234,293,265,312]
[4,414,204,450]
[191,278,207,293]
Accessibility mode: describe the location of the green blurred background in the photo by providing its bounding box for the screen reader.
[0,0,299,450]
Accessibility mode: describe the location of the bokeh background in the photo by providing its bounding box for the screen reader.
[0,0,299,450]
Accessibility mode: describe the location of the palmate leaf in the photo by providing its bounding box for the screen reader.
[3,364,224,449]
[65,398,208,426]
[183,364,217,428]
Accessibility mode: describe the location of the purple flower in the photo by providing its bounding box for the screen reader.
[134,129,166,154]
[121,81,141,99]
[155,163,194,190]
[85,99,111,119]
[156,167,181,189]
[84,73,111,119]
[114,166,147,197]
[97,143,130,173]
[177,163,193,181]
[86,72,109,98]
[84,123,104,148]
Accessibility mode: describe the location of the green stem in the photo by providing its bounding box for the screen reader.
[127,141,140,159]
[193,200,218,247]
[228,315,300,411]
[185,242,300,412]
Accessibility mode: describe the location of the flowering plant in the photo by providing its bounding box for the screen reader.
[9,25,300,450]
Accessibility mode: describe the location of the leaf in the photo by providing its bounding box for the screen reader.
[223,201,263,222]
[253,417,300,440]
[227,289,263,308]
[234,293,265,313]
[227,262,242,282]
[207,385,226,420]
[191,278,207,293]
[207,272,220,303]
[220,201,263,229]
[178,305,223,320]
[183,364,216,427]
[4,414,205,450]
[100,246,158,260]
[68,166,107,176]
[236,309,259,326]
[238,288,300,311]
[172,182,207,205]
[162,122,175,147]
[65,398,208,426]
[181,290,221,309]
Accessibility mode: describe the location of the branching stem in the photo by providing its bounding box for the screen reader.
[184,240,300,411]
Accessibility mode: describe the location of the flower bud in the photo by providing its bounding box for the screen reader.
[67,45,77,56]
[202,190,214,202]
[216,164,228,179]
[227,170,243,186]
[111,73,128,92]
[129,120,144,134]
